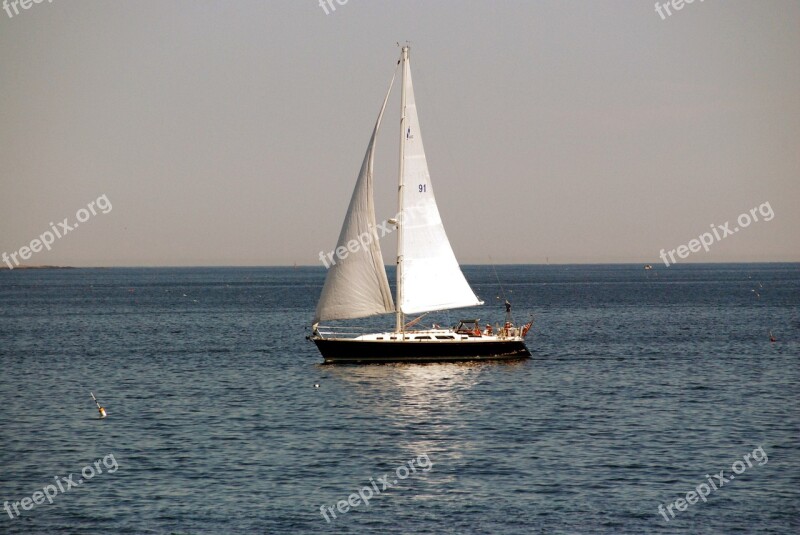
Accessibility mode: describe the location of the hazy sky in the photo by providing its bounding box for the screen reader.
[1,0,798,267]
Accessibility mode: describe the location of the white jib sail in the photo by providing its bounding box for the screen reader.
[313,70,397,324]
[398,55,483,315]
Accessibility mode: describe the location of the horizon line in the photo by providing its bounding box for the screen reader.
[2,260,799,271]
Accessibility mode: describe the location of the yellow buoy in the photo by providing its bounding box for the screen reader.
[91,392,107,419]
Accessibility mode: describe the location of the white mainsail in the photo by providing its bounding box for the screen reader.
[397,52,483,315]
[313,71,397,324]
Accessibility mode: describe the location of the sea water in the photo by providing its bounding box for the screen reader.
[0,264,797,533]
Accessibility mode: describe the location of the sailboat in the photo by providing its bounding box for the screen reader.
[309,46,532,364]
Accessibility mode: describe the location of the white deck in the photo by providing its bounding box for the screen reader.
[319,328,524,343]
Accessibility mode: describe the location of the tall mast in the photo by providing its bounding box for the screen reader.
[395,45,409,334]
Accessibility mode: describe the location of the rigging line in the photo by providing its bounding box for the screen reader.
[489,255,516,325]
[404,312,430,330]
[489,255,507,303]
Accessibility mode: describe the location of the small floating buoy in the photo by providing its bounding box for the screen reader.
[314,383,320,388]
[91,392,107,419]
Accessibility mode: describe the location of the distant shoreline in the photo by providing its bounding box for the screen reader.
[0,265,75,270]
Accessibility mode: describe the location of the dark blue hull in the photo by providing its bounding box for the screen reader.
[313,338,531,364]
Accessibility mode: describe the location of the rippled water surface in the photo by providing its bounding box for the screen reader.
[1,264,798,534]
